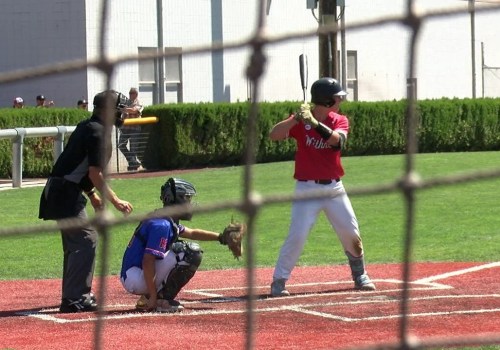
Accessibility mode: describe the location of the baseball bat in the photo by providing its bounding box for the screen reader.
[299,54,308,103]
[123,116,158,126]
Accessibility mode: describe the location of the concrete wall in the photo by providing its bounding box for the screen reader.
[1,0,88,107]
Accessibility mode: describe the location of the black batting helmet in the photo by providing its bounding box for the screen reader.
[310,78,347,107]
[92,90,130,127]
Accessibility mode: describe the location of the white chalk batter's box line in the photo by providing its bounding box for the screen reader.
[22,292,500,324]
[19,262,500,323]
[185,279,449,299]
[20,287,500,324]
[186,261,500,298]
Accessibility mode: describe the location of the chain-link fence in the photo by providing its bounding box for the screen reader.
[112,127,150,173]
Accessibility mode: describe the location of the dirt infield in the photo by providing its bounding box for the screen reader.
[1,262,499,350]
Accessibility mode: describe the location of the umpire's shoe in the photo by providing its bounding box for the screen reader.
[59,297,98,313]
[354,274,376,291]
[271,278,290,297]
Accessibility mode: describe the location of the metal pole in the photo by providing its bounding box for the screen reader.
[319,0,337,78]
[12,129,26,188]
[54,126,67,162]
[340,5,346,91]
[481,41,485,98]
[115,127,120,173]
[469,0,476,98]
[157,0,165,104]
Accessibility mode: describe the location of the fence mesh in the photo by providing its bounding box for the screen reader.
[1,1,500,349]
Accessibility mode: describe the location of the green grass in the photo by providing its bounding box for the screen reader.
[1,151,499,280]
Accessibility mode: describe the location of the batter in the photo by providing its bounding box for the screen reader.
[269,77,376,296]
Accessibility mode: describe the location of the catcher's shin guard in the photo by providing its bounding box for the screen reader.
[158,241,203,300]
[345,251,376,291]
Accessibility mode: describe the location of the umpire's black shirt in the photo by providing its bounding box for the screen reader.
[39,114,112,220]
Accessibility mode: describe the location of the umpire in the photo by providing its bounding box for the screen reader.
[39,90,133,313]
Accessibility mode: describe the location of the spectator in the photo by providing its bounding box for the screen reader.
[13,97,24,108]
[36,94,55,108]
[118,87,144,171]
[77,99,88,110]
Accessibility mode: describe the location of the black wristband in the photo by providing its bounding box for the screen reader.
[315,122,333,141]
[86,188,96,197]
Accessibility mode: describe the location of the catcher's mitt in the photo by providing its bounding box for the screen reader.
[219,221,246,260]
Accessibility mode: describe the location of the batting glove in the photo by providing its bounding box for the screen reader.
[297,103,318,128]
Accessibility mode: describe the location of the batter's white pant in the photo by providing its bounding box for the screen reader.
[273,180,363,281]
[121,250,186,295]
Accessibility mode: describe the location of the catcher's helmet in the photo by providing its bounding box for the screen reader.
[161,176,195,203]
[160,178,196,220]
[92,90,130,127]
[310,78,347,107]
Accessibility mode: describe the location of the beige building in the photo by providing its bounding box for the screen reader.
[1,0,499,108]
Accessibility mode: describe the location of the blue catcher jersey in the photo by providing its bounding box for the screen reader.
[120,218,185,280]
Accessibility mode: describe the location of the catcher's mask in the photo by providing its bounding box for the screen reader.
[310,77,347,107]
[160,177,196,220]
[93,90,130,128]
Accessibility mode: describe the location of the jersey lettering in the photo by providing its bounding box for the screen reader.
[305,135,330,149]
[160,237,167,250]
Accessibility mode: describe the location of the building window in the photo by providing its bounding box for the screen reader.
[137,47,183,104]
[138,47,157,85]
[346,50,358,101]
[164,47,182,103]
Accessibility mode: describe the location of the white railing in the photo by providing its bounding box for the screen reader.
[0,126,75,188]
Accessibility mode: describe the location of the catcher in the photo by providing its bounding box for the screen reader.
[120,177,245,313]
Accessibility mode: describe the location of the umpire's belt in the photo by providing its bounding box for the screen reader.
[298,179,340,185]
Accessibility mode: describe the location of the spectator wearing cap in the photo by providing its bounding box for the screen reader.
[117,87,144,171]
[36,94,55,108]
[77,99,88,110]
[13,97,24,108]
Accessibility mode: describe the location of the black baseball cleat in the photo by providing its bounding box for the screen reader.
[59,297,98,313]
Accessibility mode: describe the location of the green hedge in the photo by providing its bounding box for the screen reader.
[417,98,500,152]
[0,108,90,178]
[341,100,408,155]
[141,102,298,170]
[1,98,500,177]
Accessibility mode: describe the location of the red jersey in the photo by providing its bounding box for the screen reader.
[289,111,349,180]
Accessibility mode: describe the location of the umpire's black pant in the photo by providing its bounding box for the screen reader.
[59,208,97,301]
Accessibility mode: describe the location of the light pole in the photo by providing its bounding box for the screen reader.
[156,0,165,104]
[318,0,338,78]
[469,0,476,98]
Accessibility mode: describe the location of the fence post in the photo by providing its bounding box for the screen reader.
[54,126,67,163]
[12,128,26,188]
